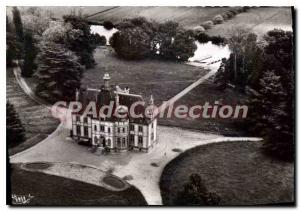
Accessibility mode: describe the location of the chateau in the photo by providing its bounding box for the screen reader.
[70,73,158,152]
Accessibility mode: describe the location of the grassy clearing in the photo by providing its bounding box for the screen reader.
[160,141,294,206]
[6,70,60,156]
[9,164,147,206]
[207,7,293,38]
[82,47,209,104]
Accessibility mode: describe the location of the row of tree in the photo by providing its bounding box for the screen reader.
[110,17,197,61]
[214,28,294,161]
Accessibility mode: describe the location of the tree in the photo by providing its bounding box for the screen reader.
[63,14,97,69]
[92,33,107,46]
[175,174,220,205]
[12,7,23,58]
[7,101,25,148]
[248,29,294,161]
[6,16,19,67]
[161,29,196,61]
[103,20,114,30]
[12,7,24,43]
[110,28,151,60]
[21,32,37,77]
[34,41,83,103]
[156,21,196,61]
[215,28,263,91]
[248,71,293,161]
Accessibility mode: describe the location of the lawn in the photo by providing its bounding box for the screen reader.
[206,7,293,38]
[9,164,147,206]
[82,47,248,135]
[82,46,209,105]
[160,141,294,205]
[159,79,248,136]
[6,69,60,156]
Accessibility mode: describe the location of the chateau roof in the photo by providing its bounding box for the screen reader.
[74,86,153,125]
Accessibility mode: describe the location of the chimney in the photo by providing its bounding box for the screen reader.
[103,73,110,89]
[75,89,79,101]
[115,92,119,108]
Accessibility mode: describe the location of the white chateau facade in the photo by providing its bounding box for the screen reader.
[71,73,157,152]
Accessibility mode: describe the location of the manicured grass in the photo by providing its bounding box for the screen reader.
[159,80,248,136]
[83,47,247,135]
[160,141,294,206]
[6,70,60,156]
[207,7,293,38]
[82,47,209,105]
[9,164,147,206]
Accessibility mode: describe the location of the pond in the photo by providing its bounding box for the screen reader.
[187,41,231,72]
[90,25,118,45]
[90,25,231,71]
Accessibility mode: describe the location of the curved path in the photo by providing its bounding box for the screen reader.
[10,66,262,205]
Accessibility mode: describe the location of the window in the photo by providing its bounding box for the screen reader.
[130,125,134,131]
[76,116,80,122]
[84,126,88,136]
[84,117,88,123]
[151,132,154,140]
[108,128,111,133]
[107,139,111,147]
[94,125,97,131]
[151,123,154,128]
[122,138,126,147]
[123,128,125,133]
[117,138,121,147]
[130,135,134,145]
[76,125,81,135]
[117,128,120,133]
[138,136,143,145]
[138,126,143,132]
[100,125,104,132]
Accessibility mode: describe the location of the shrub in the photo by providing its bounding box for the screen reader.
[242,6,250,12]
[201,21,214,30]
[195,32,210,43]
[213,15,224,24]
[194,25,205,36]
[175,174,220,205]
[221,13,229,20]
[225,10,235,19]
[103,20,114,30]
[210,35,227,45]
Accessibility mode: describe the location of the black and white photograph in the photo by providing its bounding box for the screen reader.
[5,3,295,206]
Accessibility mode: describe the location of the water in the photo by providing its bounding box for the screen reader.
[187,41,231,72]
[90,25,231,71]
[90,25,118,45]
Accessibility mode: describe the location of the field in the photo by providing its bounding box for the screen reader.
[9,164,147,206]
[206,7,293,38]
[14,6,237,29]
[85,6,234,29]
[160,141,294,205]
[6,69,60,156]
